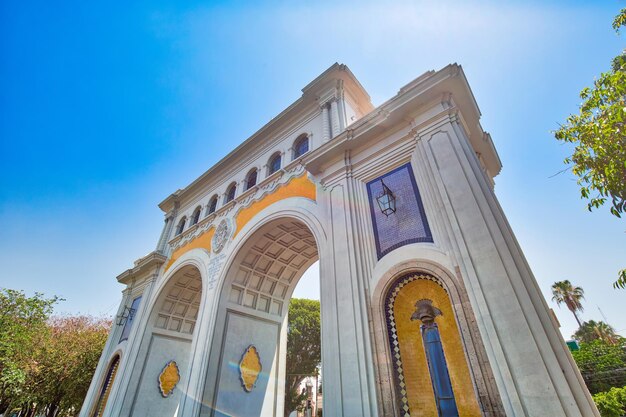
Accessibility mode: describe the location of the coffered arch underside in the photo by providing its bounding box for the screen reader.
[228,220,318,317]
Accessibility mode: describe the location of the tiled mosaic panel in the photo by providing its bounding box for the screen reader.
[385,274,441,417]
[367,164,432,259]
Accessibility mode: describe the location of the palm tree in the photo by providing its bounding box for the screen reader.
[573,320,619,344]
[551,280,585,327]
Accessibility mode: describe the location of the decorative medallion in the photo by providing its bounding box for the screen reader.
[239,345,262,392]
[158,360,180,397]
[212,219,231,254]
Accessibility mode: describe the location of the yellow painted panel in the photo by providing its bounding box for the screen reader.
[394,279,481,417]
[165,227,214,271]
[234,174,316,237]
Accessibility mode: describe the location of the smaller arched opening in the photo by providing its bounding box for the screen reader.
[190,206,202,226]
[207,194,218,216]
[176,217,187,236]
[268,152,282,176]
[120,264,203,417]
[90,354,121,417]
[225,182,237,204]
[245,168,258,190]
[292,134,309,159]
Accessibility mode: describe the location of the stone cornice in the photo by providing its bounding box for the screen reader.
[159,63,372,214]
[117,251,168,285]
[166,161,307,253]
[303,64,501,180]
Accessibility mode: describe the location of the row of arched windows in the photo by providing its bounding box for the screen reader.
[174,134,310,237]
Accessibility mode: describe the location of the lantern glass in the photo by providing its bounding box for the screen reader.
[376,180,396,216]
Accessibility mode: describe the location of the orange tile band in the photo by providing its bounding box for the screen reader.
[164,173,316,271]
[234,173,316,237]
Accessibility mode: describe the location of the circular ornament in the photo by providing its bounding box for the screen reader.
[212,219,231,253]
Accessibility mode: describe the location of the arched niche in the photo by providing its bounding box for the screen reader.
[371,262,504,417]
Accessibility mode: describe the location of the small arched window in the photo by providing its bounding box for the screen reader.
[176,217,186,236]
[225,182,237,204]
[207,195,218,215]
[268,153,282,175]
[191,206,201,226]
[245,169,258,190]
[293,134,309,159]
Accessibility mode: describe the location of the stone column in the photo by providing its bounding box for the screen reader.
[330,99,341,138]
[156,213,174,254]
[318,174,379,417]
[420,116,599,416]
[321,103,330,143]
[337,93,347,132]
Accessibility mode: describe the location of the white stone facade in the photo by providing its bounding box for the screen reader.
[80,64,599,417]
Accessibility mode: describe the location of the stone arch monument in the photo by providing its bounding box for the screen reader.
[80,64,599,417]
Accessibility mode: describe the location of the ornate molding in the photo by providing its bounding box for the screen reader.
[168,217,215,252]
[234,163,306,214]
[212,218,232,254]
[167,163,307,254]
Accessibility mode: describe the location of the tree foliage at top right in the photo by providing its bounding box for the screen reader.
[555,9,626,219]
[554,8,626,289]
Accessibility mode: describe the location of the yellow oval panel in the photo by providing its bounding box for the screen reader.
[158,360,180,397]
[239,345,262,392]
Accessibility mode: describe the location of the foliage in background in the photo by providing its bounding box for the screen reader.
[572,338,626,394]
[0,289,58,414]
[574,320,619,344]
[31,316,111,417]
[592,386,626,417]
[553,8,626,289]
[284,298,321,417]
[0,288,110,417]
[551,280,585,327]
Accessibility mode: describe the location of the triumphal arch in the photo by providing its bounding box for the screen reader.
[80,64,598,417]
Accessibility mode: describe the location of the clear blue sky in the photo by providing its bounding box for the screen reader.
[1,0,624,340]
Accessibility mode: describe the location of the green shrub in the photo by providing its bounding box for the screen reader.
[593,386,626,417]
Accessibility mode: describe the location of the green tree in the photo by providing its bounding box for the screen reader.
[0,289,58,414]
[551,280,585,327]
[592,386,626,417]
[572,338,626,394]
[32,316,111,417]
[574,320,619,344]
[284,298,321,417]
[554,8,626,289]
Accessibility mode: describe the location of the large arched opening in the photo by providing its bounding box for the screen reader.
[201,218,321,417]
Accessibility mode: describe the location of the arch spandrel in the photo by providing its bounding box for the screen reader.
[164,168,317,272]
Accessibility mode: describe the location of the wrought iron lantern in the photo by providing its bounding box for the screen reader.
[116,305,136,326]
[376,179,397,216]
